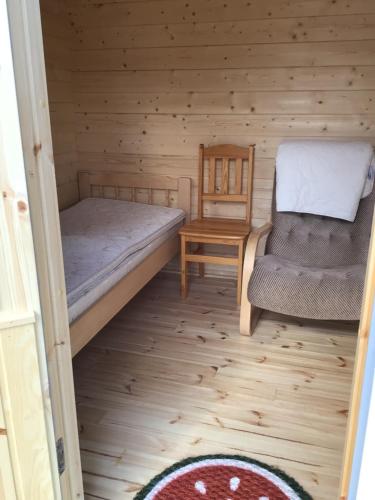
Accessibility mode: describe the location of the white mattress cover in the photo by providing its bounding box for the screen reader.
[60,198,184,321]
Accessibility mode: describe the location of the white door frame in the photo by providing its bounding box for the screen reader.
[355,365,375,499]
[4,0,83,498]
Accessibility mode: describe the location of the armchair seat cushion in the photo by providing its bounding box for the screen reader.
[248,255,365,320]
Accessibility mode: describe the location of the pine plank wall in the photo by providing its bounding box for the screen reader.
[41,0,79,209]
[41,0,375,273]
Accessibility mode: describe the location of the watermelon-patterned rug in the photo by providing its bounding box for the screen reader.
[134,455,313,500]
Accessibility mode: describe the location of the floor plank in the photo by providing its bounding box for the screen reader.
[73,274,357,499]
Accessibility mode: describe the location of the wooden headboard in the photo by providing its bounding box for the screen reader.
[78,171,191,222]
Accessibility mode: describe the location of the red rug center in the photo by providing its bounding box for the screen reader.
[134,455,312,500]
[154,464,289,500]
[135,457,311,500]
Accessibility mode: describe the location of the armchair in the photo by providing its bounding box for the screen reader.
[240,186,375,335]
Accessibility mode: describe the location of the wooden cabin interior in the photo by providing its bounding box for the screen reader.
[32,0,375,498]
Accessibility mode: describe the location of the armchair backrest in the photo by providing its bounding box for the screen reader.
[266,184,375,267]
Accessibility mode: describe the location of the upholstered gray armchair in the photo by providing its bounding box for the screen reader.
[240,184,375,335]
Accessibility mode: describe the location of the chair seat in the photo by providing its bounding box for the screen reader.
[248,254,365,320]
[179,218,251,240]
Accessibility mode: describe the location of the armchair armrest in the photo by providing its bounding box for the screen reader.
[240,222,273,334]
[243,223,273,278]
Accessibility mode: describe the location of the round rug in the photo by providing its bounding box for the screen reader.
[134,454,313,500]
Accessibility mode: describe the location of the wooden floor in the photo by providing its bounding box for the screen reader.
[73,274,357,500]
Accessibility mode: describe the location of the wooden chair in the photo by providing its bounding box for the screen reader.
[179,144,255,304]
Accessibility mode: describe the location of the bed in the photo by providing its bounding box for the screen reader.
[61,171,191,356]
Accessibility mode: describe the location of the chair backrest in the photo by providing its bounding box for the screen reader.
[197,144,255,224]
[266,182,375,267]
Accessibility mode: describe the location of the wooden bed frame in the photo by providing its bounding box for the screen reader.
[69,171,191,356]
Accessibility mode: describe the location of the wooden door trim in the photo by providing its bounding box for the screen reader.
[0,0,62,496]
[5,0,84,497]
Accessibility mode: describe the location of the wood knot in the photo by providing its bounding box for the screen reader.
[17,200,28,213]
[33,143,42,156]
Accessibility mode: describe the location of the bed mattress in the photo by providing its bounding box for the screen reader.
[60,198,185,323]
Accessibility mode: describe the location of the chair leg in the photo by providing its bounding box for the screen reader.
[250,305,262,335]
[236,241,244,305]
[240,301,262,336]
[197,243,205,278]
[180,236,188,298]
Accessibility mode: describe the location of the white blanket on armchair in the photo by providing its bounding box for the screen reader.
[276,140,374,222]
